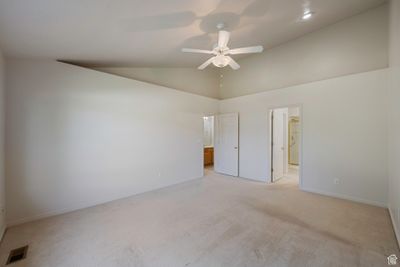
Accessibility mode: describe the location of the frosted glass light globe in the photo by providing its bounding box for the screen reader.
[212,55,229,68]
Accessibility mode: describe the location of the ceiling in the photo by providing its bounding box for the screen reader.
[0,0,386,67]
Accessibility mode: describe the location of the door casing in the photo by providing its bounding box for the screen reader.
[268,105,303,187]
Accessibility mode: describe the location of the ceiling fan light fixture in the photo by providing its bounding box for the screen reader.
[212,55,230,68]
[302,10,314,20]
[182,29,263,70]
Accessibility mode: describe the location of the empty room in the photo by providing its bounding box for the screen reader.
[0,0,399,266]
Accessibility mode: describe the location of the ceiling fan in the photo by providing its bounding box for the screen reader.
[182,28,263,70]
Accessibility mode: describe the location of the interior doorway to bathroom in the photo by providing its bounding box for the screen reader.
[269,106,301,185]
[203,116,214,172]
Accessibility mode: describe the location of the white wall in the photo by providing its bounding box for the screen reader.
[5,59,218,225]
[388,0,400,246]
[220,4,388,99]
[220,69,389,207]
[288,107,300,118]
[95,67,220,99]
[0,49,5,236]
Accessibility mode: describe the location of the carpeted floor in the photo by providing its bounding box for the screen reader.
[0,169,398,267]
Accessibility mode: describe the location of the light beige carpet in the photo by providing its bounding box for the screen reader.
[0,169,398,267]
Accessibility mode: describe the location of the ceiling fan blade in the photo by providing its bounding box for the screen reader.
[218,30,230,48]
[182,48,214,54]
[228,46,263,55]
[227,56,240,70]
[198,57,215,70]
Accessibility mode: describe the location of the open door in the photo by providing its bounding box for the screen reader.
[214,113,239,176]
[271,108,287,181]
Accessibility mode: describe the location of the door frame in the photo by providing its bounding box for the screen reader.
[268,104,303,188]
[202,114,217,175]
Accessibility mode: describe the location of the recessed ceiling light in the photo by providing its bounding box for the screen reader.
[302,11,313,20]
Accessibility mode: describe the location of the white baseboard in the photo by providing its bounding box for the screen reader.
[389,206,400,249]
[300,186,387,208]
[7,204,103,227]
[7,175,203,227]
[0,225,6,242]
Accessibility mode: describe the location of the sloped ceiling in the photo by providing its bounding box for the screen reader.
[0,0,386,67]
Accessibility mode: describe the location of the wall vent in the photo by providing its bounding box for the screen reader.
[6,245,28,265]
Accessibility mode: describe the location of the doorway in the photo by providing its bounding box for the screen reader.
[203,116,214,171]
[203,113,239,177]
[270,106,301,185]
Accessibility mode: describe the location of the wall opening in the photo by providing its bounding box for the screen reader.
[203,116,214,173]
[269,106,301,186]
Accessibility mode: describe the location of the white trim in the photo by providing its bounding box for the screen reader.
[7,205,98,227]
[237,175,266,183]
[268,104,303,187]
[0,225,6,242]
[301,186,387,208]
[7,175,203,227]
[389,206,400,249]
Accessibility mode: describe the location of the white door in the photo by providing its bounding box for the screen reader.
[214,113,239,176]
[272,108,287,181]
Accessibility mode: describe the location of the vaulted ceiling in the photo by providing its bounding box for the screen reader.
[0,0,386,67]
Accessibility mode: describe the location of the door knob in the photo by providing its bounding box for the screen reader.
[234,147,238,149]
